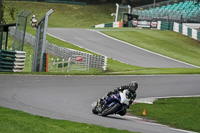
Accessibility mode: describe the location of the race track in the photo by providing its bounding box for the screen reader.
[1,28,199,133]
[47,28,197,68]
[0,75,199,133]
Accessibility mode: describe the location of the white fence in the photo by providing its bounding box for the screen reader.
[48,55,89,72]
[9,27,107,70]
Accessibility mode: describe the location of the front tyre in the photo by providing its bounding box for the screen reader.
[92,106,98,114]
[102,103,119,117]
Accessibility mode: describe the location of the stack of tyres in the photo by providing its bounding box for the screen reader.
[188,28,192,37]
[0,50,16,72]
[0,50,26,72]
[198,31,200,41]
[179,24,182,33]
[161,21,174,31]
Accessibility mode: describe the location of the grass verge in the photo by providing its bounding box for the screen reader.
[0,106,135,133]
[3,1,200,74]
[0,97,199,133]
[4,1,115,28]
[4,33,199,75]
[102,29,200,67]
[129,97,200,132]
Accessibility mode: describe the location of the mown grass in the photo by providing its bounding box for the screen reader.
[0,106,135,133]
[102,29,200,67]
[0,97,199,133]
[1,1,200,132]
[4,1,115,28]
[129,97,200,132]
[3,1,200,74]
[9,30,199,74]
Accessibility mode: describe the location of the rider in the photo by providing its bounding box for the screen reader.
[100,81,138,108]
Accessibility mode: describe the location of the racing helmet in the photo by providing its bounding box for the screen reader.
[129,81,138,92]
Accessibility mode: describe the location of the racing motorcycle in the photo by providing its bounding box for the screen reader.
[92,89,134,117]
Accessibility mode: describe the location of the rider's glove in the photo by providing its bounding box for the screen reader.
[107,91,113,96]
[113,89,119,93]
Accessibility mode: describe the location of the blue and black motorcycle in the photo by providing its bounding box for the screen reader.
[92,89,134,117]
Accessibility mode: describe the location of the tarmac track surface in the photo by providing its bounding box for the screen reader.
[47,28,197,68]
[0,75,200,133]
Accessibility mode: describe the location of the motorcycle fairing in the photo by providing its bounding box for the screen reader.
[119,90,131,105]
[105,93,121,107]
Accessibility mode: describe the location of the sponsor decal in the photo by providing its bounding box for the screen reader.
[151,22,158,28]
[75,56,83,62]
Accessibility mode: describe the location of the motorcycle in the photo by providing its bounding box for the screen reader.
[92,89,134,117]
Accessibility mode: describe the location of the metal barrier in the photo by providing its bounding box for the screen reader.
[47,55,90,72]
[45,42,107,70]
[9,27,107,71]
[0,50,26,72]
[12,10,32,51]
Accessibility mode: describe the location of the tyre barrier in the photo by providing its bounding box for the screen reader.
[0,50,26,72]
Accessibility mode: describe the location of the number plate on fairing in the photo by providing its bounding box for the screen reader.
[119,90,130,105]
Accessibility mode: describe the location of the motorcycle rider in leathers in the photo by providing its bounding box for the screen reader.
[100,81,138,111]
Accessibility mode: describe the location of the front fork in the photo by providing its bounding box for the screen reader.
[96,98,105,112]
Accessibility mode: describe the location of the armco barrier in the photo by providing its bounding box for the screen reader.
[0,50,26,72]
[45,42,107,70]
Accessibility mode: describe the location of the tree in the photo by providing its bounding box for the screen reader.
[121,0,129,5]
[0,1,16,24]
[0,0,3,24]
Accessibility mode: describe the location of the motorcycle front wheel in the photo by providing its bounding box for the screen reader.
[92,106,99,114]
[102,103,120,117]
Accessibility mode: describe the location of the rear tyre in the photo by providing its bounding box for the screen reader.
[102,103,119,117]
[118,109,126,116]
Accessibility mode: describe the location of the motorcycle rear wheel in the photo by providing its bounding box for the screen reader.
[118,109,126,116]
[102,103,119,117]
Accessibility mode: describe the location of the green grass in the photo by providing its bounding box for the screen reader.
[0,106,135,133]
[1,1,200,132]
[106,58,200,75]
[13,29,200,74]
[4,1,115,28]
[3,1,200,74]
[102,29,200,67]
[129,97,200,132]
[0,97,199,132]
